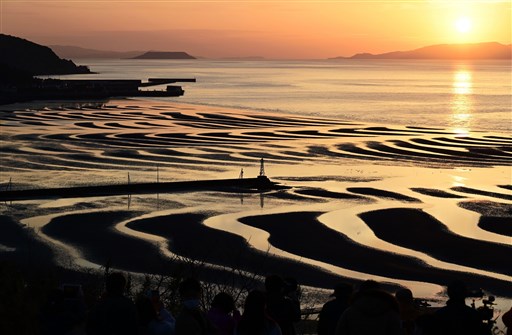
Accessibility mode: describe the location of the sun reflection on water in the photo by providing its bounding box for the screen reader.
[451,69,473,135]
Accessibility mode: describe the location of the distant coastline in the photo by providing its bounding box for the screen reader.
[0,34,194,104]
[332,42,512,60]
[0,34,91,76]
[131,51,196,59]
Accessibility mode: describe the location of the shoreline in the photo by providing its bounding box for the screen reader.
[1,98,511,306]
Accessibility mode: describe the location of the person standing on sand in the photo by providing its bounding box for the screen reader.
[86,272,138,335]
[175,277,214,335]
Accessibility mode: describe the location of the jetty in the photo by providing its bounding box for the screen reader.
[2,78,197,104]
[0,176,284,202]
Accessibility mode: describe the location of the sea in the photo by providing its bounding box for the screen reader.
[1,59,511,324]
[65,58,512,133]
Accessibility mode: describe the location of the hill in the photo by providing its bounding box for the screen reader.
[50,45,144,59]
[131,51,196,59]
[333,42,512,60]
[0,34,91,76]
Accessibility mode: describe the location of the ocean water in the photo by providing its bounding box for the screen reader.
[66,59,512,133]
[2,59,511,318]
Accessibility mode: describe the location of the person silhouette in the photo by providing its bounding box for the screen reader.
[136,294,175,335]
[434,280,486,335]
[335,280,402,335]
[318,283,353,335]
[175,277,214,335]
[235,290,281,335]
[502,306,512,335]
[264,275,301,335]
[207,292,240,335]
[395,288,420,335]
[86,272,138,335]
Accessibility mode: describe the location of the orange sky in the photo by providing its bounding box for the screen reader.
[1,0,511,59]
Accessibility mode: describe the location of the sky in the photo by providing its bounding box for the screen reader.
[1,0,511,59]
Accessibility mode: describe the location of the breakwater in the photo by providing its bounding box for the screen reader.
[0,176,282,201]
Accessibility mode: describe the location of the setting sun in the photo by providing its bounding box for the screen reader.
[455,16,472,33]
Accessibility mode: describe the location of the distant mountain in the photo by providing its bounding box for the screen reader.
[50,45,144,59]
[0,34,91,76]
[131,51,196,60]
[219,56,266,61]
[333,42,512,60]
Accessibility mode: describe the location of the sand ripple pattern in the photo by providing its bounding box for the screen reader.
[1,101,511,297]
[1,104,511,173]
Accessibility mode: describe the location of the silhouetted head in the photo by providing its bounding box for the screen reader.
[358,280,381,292]
[211,292,235,314]
[447,280,468,301]
[283,277,299,295]
[395,288,414,304]
[243,290,267,317]
[106,272,126,297]
[331,283,353,299]
[179,277,202,300]
[265,274,284,294]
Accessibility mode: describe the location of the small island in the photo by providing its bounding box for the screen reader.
[131,51,196,59]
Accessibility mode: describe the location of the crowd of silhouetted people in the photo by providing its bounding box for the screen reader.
[39,272,512,335]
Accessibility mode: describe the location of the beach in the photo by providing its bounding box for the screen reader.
[1,98,510,309]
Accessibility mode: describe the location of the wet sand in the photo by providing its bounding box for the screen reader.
[1,99,511,300]
[238,211,511,297]
[126,213,362,289]
[359,208,512,276]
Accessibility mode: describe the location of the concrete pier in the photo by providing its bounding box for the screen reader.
[0,176,283,201]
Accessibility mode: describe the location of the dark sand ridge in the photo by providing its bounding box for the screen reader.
[294,188,370,201]
[412,137,512,150]
[201,112,344,126]
[162,111,339,129]
[367,142,511,166]
[451,186,512,201]
[275,176,382,183]
[433,136,512,146]
[330,127,452,136]
[125,213,365,289]
[40,211,367,290]
[347,187,421,202]
[284,130,363,138]
[199,112,342,127]
[410,188,466,199]
[238,211,512,297]
[331,142,511,167]
[0,215,55,270]
[458,201,512,237]
[1,145,249,174]
[359,208,512,276]
[392,140,512,161]
[104,122,154,130]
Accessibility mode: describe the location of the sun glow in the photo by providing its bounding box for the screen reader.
[455,16,472,33]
